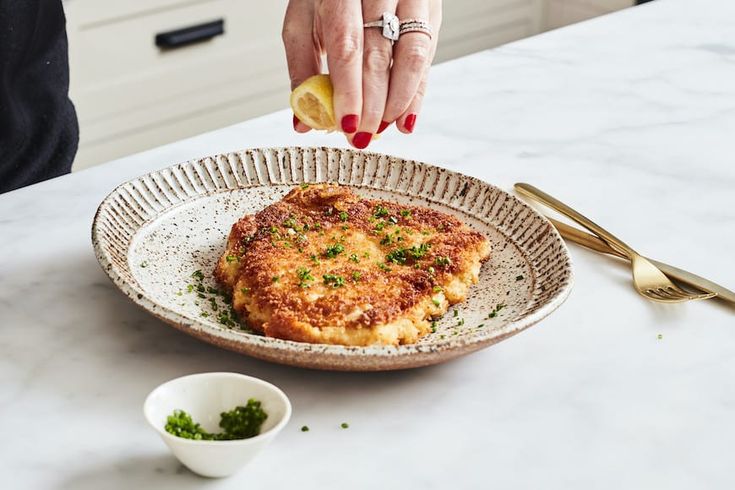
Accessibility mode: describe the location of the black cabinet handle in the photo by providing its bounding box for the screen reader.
[155,19,224,49]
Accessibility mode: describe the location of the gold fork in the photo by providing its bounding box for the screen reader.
[515,183,716,303]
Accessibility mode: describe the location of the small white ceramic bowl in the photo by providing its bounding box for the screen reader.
[143,372,291,478]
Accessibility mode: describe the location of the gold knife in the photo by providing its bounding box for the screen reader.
[548,217,735,304]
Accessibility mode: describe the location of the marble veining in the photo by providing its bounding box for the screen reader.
[1,0,734,488]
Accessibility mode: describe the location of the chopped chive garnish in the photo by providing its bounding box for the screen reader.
[339,211,348,222]
[217,310,238,327]
[385,242,431,265]
[400,209,411,218]
[296,267,315,288]
[386,248,406,264]
[226,255,238,263]
[435,256,451,267]
[488,303,506,318]
[323,274,345,288]
[323,243,345,258]
[373,205,389,218]
[410,243,431,259]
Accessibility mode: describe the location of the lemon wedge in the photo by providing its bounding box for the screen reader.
[290,74,336,131]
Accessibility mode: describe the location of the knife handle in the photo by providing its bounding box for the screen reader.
[549,218,626,258]
[515,183,638,259]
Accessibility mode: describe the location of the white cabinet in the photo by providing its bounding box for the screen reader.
[544,0,635,31]
[64,0,634,170]
[435,0,544,63]
[65,0,289,170]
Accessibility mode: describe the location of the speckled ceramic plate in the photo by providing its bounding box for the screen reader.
[92,147,573,371]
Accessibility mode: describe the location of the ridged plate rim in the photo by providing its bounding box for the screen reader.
[91,147,574,371]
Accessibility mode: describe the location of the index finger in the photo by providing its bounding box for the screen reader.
[319,0,364,134]
[282,0,321,132]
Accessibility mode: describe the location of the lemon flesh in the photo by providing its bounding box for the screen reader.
[290,74,336,131]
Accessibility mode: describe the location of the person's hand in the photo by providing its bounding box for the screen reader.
[282,0,442,149]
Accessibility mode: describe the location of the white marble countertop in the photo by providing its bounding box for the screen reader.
[2,1,735,488]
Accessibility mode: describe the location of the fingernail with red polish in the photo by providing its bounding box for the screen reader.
[353,132,372,149]
[404,114,417,133]
[341,114,359,133]
[293,114,300,131]
[377,120,390,134]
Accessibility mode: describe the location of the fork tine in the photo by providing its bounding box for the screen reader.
[644,294,684,303]
[685,291,717,300]
[646,286,715,302]
[663,286,691,298]
[655,287,679,299]
[646,287,689,302]
[644,288,680,301]
[665,286,716,300]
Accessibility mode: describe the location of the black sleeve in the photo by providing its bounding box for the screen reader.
[0,0,79,194]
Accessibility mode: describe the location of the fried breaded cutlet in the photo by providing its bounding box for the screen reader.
[215,184,490,346]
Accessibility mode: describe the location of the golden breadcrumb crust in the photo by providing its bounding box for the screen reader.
[215,184,490,346]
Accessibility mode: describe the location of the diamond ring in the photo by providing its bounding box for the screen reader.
[363,12,400,42]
